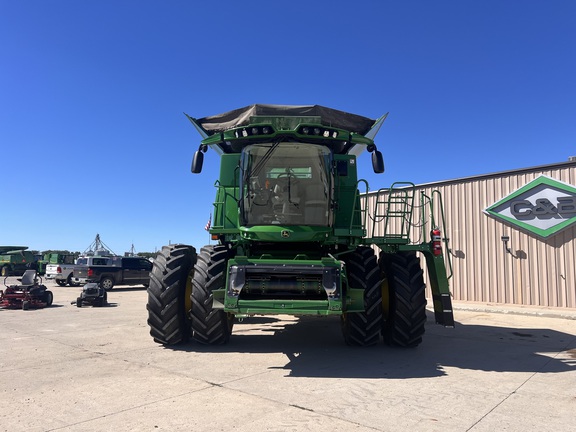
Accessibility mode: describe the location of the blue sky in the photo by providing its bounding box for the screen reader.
[1,1,575,254]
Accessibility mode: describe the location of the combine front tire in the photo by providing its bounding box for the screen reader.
[146,244,197,345]
[379,251,427,348]
[190,245,233,345]
[341,247,383,346]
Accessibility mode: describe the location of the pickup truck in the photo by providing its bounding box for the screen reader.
[73,256,152,290]
[45,254,82,286]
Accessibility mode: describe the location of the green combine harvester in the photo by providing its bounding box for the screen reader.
[147,104,454,347]
[0,246,37,276]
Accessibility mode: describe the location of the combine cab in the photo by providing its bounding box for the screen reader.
[147,104,454,347]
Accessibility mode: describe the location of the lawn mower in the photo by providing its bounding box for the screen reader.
[76,282,107,307]
[0,270,53,310]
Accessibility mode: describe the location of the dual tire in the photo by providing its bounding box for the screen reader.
[341,248,427,348]
[190,245,234,344]
[341,247,383,346]
[146,244,233,346]
[147,244,197,345]
[379,251,427,348]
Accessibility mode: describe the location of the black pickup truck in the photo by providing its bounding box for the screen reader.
[73,256,152,290]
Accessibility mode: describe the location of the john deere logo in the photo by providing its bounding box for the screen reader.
[281,230,291,238]
[485,175,576,238]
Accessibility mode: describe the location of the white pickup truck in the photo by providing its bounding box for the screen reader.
[46,260,80,287]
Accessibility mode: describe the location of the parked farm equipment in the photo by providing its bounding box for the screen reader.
[147,104,454,347]
[0,270,53,310]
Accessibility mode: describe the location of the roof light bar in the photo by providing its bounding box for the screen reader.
[297,125,339,139]
[233,125,275,138]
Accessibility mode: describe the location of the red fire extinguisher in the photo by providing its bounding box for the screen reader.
[431,228,442,256]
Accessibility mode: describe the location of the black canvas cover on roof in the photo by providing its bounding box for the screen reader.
[196,104,376,136]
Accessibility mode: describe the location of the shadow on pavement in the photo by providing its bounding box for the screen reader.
[168,311,576,379]
[106,286,147,292]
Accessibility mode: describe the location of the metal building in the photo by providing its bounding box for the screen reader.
[365,159,576,309]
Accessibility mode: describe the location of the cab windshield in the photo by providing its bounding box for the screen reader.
[240,143,331,226]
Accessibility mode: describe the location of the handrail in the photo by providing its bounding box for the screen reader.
[420,190,453,279]
[371,182,415,242]
[365,184,451,278]
[352,179,369,232]
[432,190,453,279]
[211,180,225,229]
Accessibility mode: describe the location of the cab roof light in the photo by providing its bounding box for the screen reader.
[298,125,339,139]
[233,125,275,138]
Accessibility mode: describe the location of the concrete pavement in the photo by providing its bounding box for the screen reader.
[0,277,575,431]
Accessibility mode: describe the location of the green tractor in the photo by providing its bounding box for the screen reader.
[33,253,75,275]
[147,105,454,347]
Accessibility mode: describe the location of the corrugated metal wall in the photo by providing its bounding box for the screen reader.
[364,162,576,308]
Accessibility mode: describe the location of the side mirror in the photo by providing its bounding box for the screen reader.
[372,150,385,174]
[191,150,204,174]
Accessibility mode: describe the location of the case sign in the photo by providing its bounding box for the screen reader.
[484,175,576,238]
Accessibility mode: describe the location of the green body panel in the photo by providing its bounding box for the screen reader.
[220,298,366,316]
[212,255,365,315]
[218,154,241,186]
[0,251,34,265]
[239,225,331,242]
[332,155,359,230]
[423,249,455,326]
[213,186,240,232]
[212,154,241,232]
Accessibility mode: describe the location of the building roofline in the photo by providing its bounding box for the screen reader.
[408,159,576,189]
